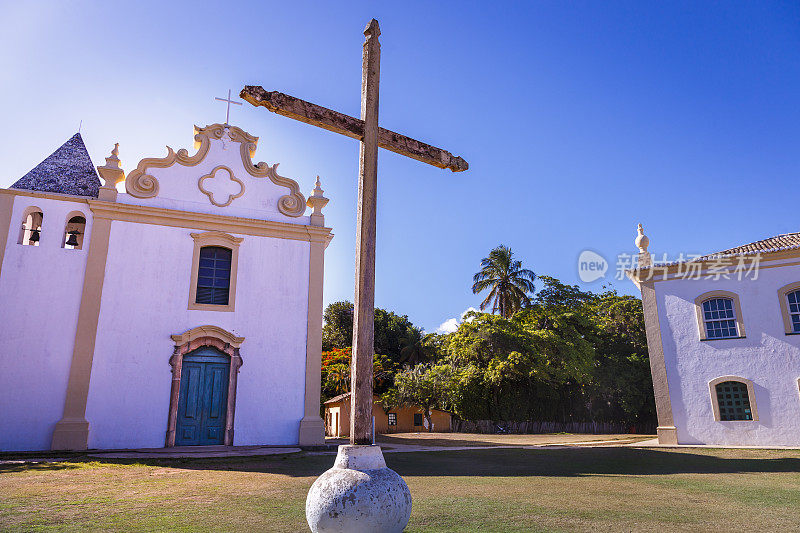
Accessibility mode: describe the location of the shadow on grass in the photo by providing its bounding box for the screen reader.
[375,434,649,448]
[388,447,800,477]
[0,461,85,473]
[3,448,800,478]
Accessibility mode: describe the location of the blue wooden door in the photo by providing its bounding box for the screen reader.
[175,347,230,446]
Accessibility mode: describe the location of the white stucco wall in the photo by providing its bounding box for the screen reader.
[0,195,92,451]
[1,125,321,451]
[656,262,800,445]
[85,220,310,450]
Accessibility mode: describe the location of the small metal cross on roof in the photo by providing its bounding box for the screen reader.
[215,89,243,125]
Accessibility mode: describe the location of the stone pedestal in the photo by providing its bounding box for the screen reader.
[306,445,411,533]
[657,426,678,444]
[298,416,325,446]
[51,418,89,450]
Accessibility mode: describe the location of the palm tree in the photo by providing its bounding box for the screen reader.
[399,327,433,366]
[472,245,536,318]
[326,363,350,395]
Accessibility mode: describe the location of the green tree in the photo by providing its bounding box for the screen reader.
[395,364,456,432]
[321,277,656,429]
[445,309,594,421]
[399,326,436,366]
[372,352,397,395]
[374,308,415,362]
[322,301,353,351]
[585,291,655,426]
[472,245,536,318]
[378,388,399,414]
[533,275,595,310]
[532,278,655,426]
[321,301,420,364]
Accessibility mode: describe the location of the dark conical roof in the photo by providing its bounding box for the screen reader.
[11,133,100,197]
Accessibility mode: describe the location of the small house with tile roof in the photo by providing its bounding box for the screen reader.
[0,124,332,452]
[627,225,800,446]
[324,393,452,438]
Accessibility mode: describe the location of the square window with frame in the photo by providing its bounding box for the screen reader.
[188,232,242,312]
[702,297,739,339]
[413,413,424,426]
[387,413,397,426]
[196,246,232,305]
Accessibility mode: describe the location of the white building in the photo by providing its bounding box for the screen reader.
[628,225,800,446]
[0,123,332,451]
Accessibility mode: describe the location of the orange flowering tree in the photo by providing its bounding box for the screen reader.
[321,347,396,402]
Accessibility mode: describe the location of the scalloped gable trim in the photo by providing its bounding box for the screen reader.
[124,123,306,217]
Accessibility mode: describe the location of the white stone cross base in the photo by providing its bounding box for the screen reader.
[306,445,412,532]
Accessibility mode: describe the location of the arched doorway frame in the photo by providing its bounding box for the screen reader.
[166,325,244,447]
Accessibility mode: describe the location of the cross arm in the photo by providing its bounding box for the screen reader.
[240,86,468,172]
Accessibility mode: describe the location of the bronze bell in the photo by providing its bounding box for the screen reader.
[29,229,40,243]
[66,231,80,247]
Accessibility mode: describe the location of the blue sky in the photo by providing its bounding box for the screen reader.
[1,1,798,332]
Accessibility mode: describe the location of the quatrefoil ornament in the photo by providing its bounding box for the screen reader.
[198,165,245,207]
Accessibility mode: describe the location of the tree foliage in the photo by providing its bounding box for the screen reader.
[320,302,442,404]
[399,327,439,366]
[320,274,656,429]
[394,364,456,431]
[320,347,395,402]
[322,301,434,365]
[443,308,594,421]
[383,277,655,428]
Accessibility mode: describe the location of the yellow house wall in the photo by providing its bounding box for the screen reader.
[386,405,452,433]
[325,397,451,437]
[325,405,350,438]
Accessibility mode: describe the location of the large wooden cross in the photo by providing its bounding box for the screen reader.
[241,18,467,445]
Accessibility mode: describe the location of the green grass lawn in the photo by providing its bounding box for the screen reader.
[2,447,800,532]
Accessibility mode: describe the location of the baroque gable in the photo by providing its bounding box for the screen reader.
[123,124,306,218]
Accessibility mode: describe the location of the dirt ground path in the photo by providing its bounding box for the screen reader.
[369,432,654,449]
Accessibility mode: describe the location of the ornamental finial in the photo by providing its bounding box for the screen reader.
[97,143,126,201]
[635,223,649,253]
[307,176,329,227]
[103,143,122,170]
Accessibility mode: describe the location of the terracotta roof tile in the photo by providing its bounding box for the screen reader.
[699,232,800,259]
[324,392,352,404]
[638,231,800,271]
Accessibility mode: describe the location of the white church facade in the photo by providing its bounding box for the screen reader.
[0,123,332,451]
[628,225,800,446]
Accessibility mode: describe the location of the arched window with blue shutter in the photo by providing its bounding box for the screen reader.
[196,246,232,305]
